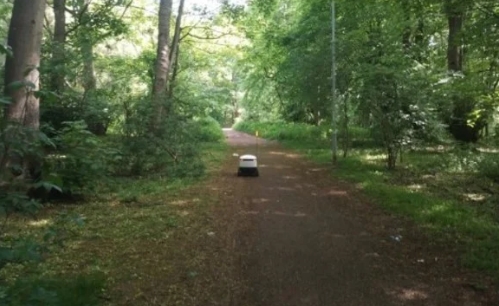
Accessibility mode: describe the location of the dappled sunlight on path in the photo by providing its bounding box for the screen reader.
[213,129,496,306]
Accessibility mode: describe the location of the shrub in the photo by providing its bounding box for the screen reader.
[44,121,111,197]
[3,273,106,306]
[478,155,499,182]
[189,117,224,143]
[116,98,207,178]
[234,120,328,142]
[0,121,51,211]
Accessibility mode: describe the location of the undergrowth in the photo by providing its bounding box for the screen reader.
[1,140,228,305]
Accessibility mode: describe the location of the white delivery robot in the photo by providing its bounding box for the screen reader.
[237,154,259,177]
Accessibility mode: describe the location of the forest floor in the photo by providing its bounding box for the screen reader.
[195,129,499,306]
[7,130,499,305]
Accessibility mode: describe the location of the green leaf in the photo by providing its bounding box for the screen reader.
[6,80,36,91]
[33,181,62,193]
[0,44,12,57]
[0,97,11,105]
[0,247,14,262]
[34,90,60,100]
[47,173,64,188]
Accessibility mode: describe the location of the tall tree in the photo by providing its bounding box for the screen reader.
[445,0,465,72]
[79,0,97,95]
[167,0,185,99]
[4,0,47,129]
[51,0,66,93]
[444,0,485,142]
[151,0,173,128]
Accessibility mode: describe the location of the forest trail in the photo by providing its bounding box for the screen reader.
[214,129,496,306]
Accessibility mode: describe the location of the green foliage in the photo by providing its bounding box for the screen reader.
[239,0,499,166]
[3,273,105,306]
[0,140,229,305]
[44,121,110,196]
[190,117,225,143]
[234,120,328,143]
[40,89,115,137]
[234,120,372,149]
[0,119,83,305]
[115,97,211,178]
[0,122,52,214]
[1,0,239,304]
[477,154,499,183]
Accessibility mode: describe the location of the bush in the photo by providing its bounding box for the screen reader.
[233,120,328,143]
[3,273,105,306]
[44,121,112,197]
[478,155,499,182]
[0,109,103,305]
[0,122,50,211]
[116,99,208,177]
[41,90,114,137]
[189,117,224,143]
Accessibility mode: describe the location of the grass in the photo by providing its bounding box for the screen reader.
[235,120,499,274]
[5,273,106,306]
[1,141,229,305]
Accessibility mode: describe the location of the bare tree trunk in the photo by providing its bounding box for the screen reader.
[401,0,425,62]
[168,44,180,99]
[151,0,173,129]
[414,18,424,62]
[51,0,66,93]
[79,0,96,94]
[387,145,398,170]
[4,0,47,129]
[3,0,47,181]
[82,39,96,93]
[445,0,465,72]
[167,0,185,101]
[401,1,412,52]
[342,95,350,158]
[169,0,184,72]
[444,0,482,142]
[447,14,463,72]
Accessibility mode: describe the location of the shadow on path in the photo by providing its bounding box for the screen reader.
[216,129,494,306]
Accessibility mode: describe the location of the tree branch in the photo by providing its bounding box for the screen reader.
[65,1,92,36]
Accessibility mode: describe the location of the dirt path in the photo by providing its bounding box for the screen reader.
[213,129,497,306]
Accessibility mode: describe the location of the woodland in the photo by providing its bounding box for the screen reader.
[1,0,499,304]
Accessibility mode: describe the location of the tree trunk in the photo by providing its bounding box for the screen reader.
[151,0,173,129]
[168,44,180,99]
[414,18,424,62]
[401,1,425,62]
[387,146,398,170]
[3,0,46,181]
[167,0,185,101]
[82,39,96,93]
[82,39,107,135]
[447,13,463,72]
[51,0,66,93]
[80,0,96,94]
[401,1,412,52]
[169,0,184,72]
[445,0,465,72]
[4,0,47,129]
[444,1,482,142]
[342,95,350,158]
